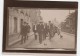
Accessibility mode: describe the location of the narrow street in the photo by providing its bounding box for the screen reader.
[9,31,75,50]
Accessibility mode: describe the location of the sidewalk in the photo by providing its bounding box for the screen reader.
[61,31,75,36]
[9,32,34,46]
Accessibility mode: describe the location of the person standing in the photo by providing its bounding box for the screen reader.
[56,26,63,38]
[53,24,63,38]
[37,22,44,44]
[26,23,30,40]
[20,22,27,44]
[43,23,48,40]
[33,24,38,40]
[48,21,53,40]
[52,24,57,37]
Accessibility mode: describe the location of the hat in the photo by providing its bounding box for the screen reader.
[49,21,51,22]
[24,22,26,23]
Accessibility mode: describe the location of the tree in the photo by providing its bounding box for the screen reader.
[61,10,77,34]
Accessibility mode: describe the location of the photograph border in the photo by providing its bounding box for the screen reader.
[2,0,78,54]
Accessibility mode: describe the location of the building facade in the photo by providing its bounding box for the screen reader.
[8,7,42,36]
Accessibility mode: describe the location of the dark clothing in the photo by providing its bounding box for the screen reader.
[48,23,53,31]
[53,25,63,38]
[48,23,53,40]
[21,25,28,36]
[37,24,44,33]
[20,24,24,35]
[37,24,44,44]
[20,24,30,44]
[21,35,26,44]
[39,33,43,44]
[26,24,30,40]
[20,25,28,44]
[33,25,38,40]
[44,24,48,34]
[27,25,30,33]
[53,25,60,35]
[52,25,57,37]
[43,24,48,40]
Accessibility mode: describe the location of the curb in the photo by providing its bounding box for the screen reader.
[9,32,34,46]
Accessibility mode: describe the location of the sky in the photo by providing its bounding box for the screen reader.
[40,9,75,24]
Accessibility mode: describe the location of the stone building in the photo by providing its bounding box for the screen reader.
[8,7,42,36]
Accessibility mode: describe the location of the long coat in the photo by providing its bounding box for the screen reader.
[48,23,53,32]
[27,25,30,33]
[47,23,54,38]
[21,25,28,36]
[37,24,44,44]
[37,24,44,34]
[43,24,48,34]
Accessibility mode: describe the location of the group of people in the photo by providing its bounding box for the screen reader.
[20,21,63,44]
[33,21,63,44]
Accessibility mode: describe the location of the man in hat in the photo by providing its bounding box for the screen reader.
[48,21,53,40]
[37,22,44,44]
[33,24,38,40]
[43,23,48,40]
[26,23,30,40]
[20,22,27,44]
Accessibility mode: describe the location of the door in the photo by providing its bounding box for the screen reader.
[14,17,17,33]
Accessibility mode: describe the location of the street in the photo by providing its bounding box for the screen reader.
[9,31,75,50]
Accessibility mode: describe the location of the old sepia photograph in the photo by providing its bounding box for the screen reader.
[5,7,77,51]
[2,1,78,53]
